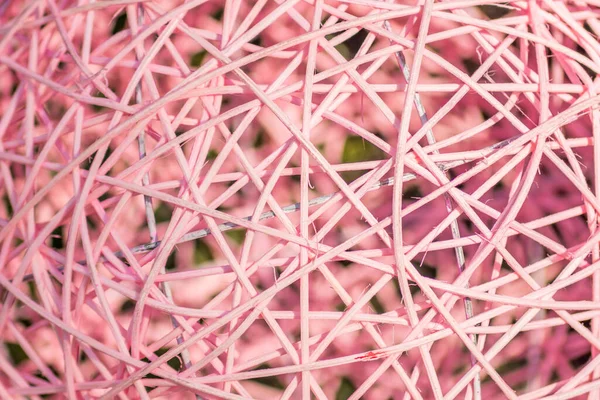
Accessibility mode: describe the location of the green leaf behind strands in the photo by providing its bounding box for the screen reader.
[190,50,207,67]
[225,229,246,244]
[194,239,214,265]
[341,135,385,183]
[6,342,28,365]
[336,376,356,400]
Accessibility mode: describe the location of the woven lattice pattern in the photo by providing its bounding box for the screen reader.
[2,1,600,399]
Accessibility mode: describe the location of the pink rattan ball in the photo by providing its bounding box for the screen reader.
[2,1,600,399]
